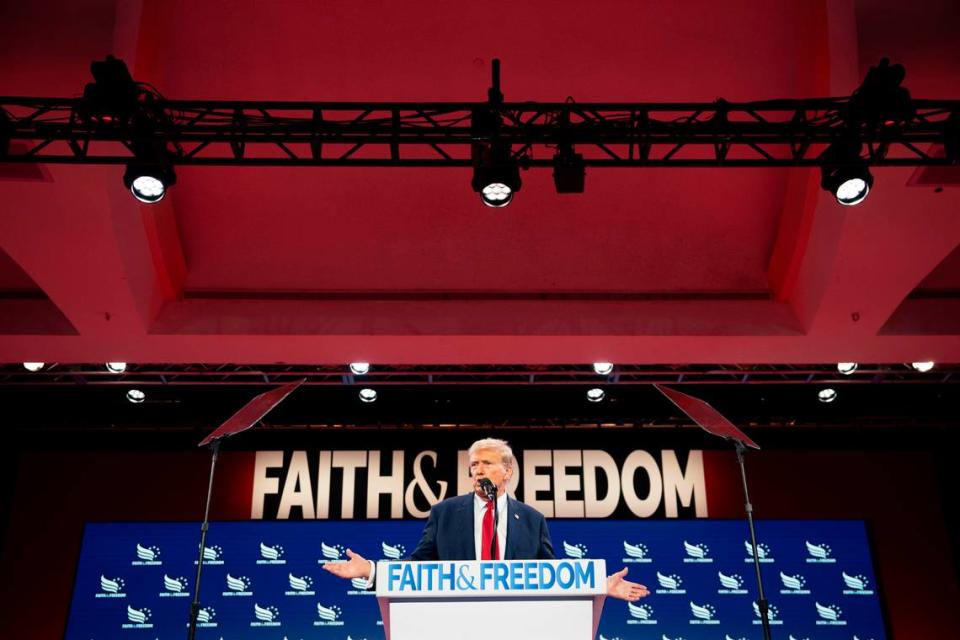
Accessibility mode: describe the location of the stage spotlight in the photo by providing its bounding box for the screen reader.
[552,145,585,193]
[359,388,378,403]
[847,58,914,127]
[106,362,128,373]
[837,362,858,375]
[81,55,140,123]
[592,362,614,376]
[473,164,521,207]
[472,143,521,208]
[123,162,176,203]
[126,389,146,403]
[911,361,935,372]
[820,141,873,206]
[817,388,838,403]
[586,388,605,403]
[22,362,44,372]
[349,362,370,375]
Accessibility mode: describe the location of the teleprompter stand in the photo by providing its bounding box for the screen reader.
[186,379,304,640]
[655,385,773,640]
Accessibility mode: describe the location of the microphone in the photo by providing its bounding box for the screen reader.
[478,478,497,501]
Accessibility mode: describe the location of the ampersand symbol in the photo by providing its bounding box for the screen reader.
[456,565,476,590]
[404,451,449,517]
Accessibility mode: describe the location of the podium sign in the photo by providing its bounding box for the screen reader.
[377,559,607,640]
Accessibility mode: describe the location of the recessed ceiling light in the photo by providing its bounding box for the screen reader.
[359,388,377,403]
[349,362,370,375]
[818,388,838,403]
[592,362,614,376]
[836,362,858,375]
[586,388,605,403]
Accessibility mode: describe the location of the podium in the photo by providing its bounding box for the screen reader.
[376,559,607,640]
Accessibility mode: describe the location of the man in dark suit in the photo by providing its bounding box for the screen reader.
[323,438,648,601]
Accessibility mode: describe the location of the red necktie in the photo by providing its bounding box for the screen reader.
[481,499,499,560]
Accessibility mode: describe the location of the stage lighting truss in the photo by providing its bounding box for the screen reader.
[0,59,957,174]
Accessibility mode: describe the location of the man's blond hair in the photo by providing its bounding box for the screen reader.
[467,438,515,470]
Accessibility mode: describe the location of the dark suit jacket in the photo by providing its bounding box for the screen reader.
[408,493,555,561]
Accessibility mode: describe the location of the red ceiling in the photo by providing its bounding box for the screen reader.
[1,0,959,364]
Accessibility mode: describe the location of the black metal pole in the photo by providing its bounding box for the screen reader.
[187,439,220,640]
[736,441,773,640]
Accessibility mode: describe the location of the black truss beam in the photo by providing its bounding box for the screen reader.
[1,96,957,167]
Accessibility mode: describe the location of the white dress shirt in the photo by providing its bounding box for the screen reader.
[474,492,508,560]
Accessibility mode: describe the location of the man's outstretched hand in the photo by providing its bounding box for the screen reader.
[321,548,372,580]
[606,567,650,602]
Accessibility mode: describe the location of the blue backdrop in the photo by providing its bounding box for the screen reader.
[66,519,885,640]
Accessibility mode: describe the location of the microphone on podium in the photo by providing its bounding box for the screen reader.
[477,478,499,559]
[478,478,497,501]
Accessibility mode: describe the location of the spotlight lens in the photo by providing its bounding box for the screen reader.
[911,361,935,372]
[106,362,127,373]
[359,388,377,403]
[126,389,146,403]
[835,178,869,206]
[131,175,166,203]
[592,362,614,376]
[480,182,513,207]
[818,388,838,403]
[837,362,858,375]
[586,387,605,403]
[349,362,370,376]
[22,362,44,372]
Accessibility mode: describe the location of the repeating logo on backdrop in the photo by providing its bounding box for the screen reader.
[744,540,775,563]
[318,541,346,564]
[787,635,811,640]
[725,635,749,640]
[160,574,189,597]
[97,574,126,598]
[752,601,783,625]
[563,541,589,559]
[348,575,374,596]
[122,605,153,629]
[841,571,874,595]
[779,571,810,594]
[717,571,747,594]
[250,603,281,627]
[224,573,253,596]
[286,573,316,596]
[662,635,687,640]
[655,571,686,594]
[194,606,217,628]
[314,603,345,627]
[622,541,653,563]
[815,601,846,625]
[381,541,406,560]
[258,542,286,565]
[195,544,224,565]
[688,601,719,624]
[131,543,161,566]
[683,541,712,563]
[805,541,836,563]
[626,602,657,625]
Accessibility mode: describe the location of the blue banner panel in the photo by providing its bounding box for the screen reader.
[66,520,885,640]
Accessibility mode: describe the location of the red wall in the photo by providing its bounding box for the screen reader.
[2,449,957,639]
